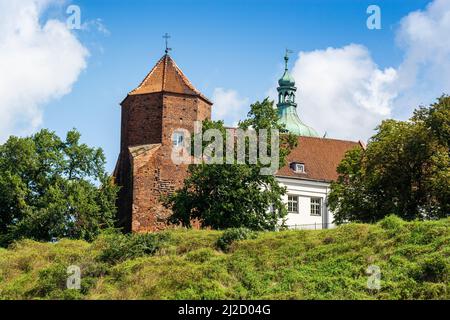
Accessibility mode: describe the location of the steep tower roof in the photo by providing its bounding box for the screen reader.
[129,54,212,104]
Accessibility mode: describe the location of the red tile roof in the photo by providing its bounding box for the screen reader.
[277,136,362,182]
[129,54,212,104]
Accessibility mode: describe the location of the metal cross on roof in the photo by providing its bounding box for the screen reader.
[163,33,172,54]
[284,48,293,69]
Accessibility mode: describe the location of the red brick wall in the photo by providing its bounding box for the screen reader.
[115,92,211,233]
[120,93,163,151]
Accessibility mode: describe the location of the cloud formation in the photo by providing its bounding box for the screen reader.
[212,88,249,126]
[290,0,450,141]
[0,0,89,141]
[291,44,398,140]
[81,18,111,36]
[394,0,450,116]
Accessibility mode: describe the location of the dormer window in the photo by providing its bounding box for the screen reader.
[290,162,306,173]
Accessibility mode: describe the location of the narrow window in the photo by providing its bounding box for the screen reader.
[288,195,299,213]
[310,198,322,216]
[172,131,184,147]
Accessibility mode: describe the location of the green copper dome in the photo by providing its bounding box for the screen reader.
[278,70,296,87]
[278,52,296,87]
[278,105,319,137]
[276,49,319,138]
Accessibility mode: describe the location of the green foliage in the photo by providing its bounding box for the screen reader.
[0,218,448,300]
[413,96,450,149]
[96,231,171,264]
[378,215,406,231]
[30,263,84,299]
[216,228,257,252]
[413,255,449,283]
[329,96,450,223]
[164,98,297,231]
[0,129,119,246]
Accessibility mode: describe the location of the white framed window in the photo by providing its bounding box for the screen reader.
[310,197,322,216]
[172,131,184,147]
[290,162,306,173]
[295,163,305,173]
[288,195,299,213]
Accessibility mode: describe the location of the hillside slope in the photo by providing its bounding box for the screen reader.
[0,216,449,300]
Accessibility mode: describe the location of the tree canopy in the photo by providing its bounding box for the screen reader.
[164,98,297,230]
[329,95,450,223]
[0,129,118,246]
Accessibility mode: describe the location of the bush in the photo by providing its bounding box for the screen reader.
[216,228,257,252]
[416,255,449,283]
[97,231,171,264]
[30,264,68,297]
[186,248,218,263]
[378,215,406,230]
[0,218,448,300]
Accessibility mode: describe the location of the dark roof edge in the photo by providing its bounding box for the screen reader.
[120,91,213,106]
[275,174,333,184]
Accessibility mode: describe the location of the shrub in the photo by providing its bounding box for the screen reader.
[322,236,335,245]
[30,264,68,297]
[97,231,171,264]
[0,218,449,300]
[416,255,449,283]
[186,248,218,263]
[378,215,406,231]
[28,263,84,299]
[216,228,257,252]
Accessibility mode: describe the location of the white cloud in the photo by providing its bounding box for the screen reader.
[394,0,450,116]
[209,1,450,141]
[212,88,249,126]
[290,44,398,141]
[81,18,110,36]
[266,0,450,141]
[0,0,89,141]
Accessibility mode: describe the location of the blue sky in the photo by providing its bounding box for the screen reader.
[2,0,447,173]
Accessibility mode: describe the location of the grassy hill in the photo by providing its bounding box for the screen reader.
[0,216,449,300]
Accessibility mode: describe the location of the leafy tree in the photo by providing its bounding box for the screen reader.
[164,98,297,231]
[329,95,450,223]
[0,129,118,246]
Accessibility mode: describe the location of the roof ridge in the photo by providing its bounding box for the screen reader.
[162,54,168,91]
[129,55,166,95]
[299,135,359,144]
[128,54,212,104]
[166,55,199,94]
[165,55,212,103]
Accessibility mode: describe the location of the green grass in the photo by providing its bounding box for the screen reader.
[0,216,449,300]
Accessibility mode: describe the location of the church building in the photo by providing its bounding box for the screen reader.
[114,50,362,233]
[275,52,362,229]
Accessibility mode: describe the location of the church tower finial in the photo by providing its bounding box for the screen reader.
[163,33,172,54]
[284,49,293,71]
[276,50,319,137]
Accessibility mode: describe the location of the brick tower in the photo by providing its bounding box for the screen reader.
[114,54,212,233]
